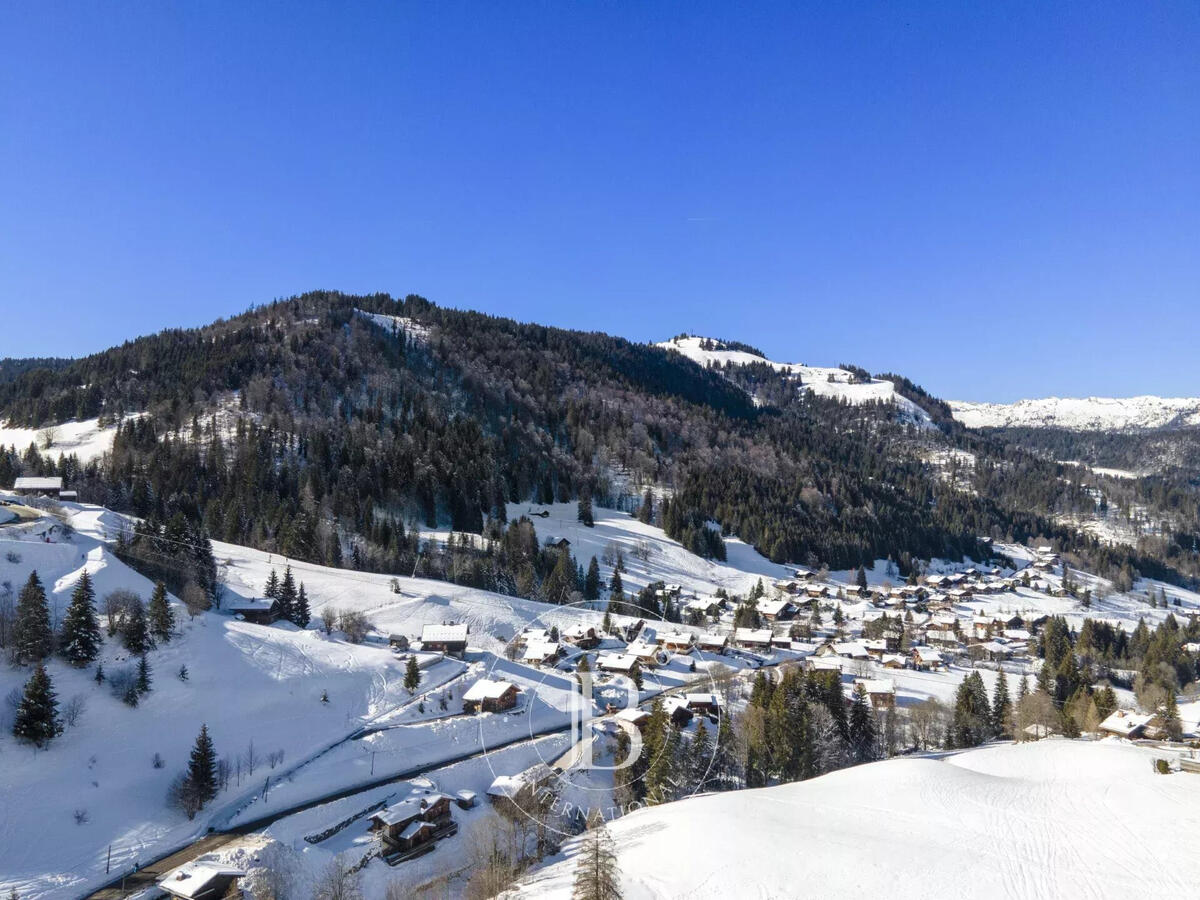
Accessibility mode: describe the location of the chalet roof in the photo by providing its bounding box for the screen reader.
[421,623,470,644]
[697,632,728,646]
[225,597,276,612]
[833,640,869,658]
[1099,709,1153,737]
[758,598,794,616]
[523,628,551,642]
[911,646,945,664]
[374,789,452,826]
[400,819,436,840]
[487,763,557,799]
[463,679,516,702]
[12,476,63,490]
[160,864,245,899]
[734,628,773,644]
[855,678,895,695]
[616,707,650,724]
[658,631,695,646]
[597,652,638,672]
[685,692,718,707]
[521,640,559,662]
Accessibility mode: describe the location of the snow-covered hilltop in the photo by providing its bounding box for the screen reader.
[656,335,930,424]
[949,395,1200,431]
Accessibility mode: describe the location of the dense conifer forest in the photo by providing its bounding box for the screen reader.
[0,291,1196,595]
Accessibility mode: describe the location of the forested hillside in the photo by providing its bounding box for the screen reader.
[1,291,1196,593]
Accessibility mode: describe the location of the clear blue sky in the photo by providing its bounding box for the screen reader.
[2,2,1197,402]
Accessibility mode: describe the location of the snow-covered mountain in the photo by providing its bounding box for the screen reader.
[656,335,931,424]
[949,395,1200,431]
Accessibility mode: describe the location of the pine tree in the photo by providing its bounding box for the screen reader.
[136,654,152,695]
[1018,674,1030,701]
[148,581,175,642]
[294,583,311,628]
[629,660,643,691]
[404,655,421,693]
[689,717,712,789]
[60,570,102,665]
[186,724,218,806]
[572,821,622,900]
[601,610,613,635]
[264,568,280,600]
[856,566,868,594]
[577,495,595,528]
[13,571,53,664]
[94,663,105,684]
[121,599,150,655]
[991,670,1012,738]
[584,557,601,602]
[1162,691,1183,741]
[13,664,62,747]
[848,683,878,763]
[277,566,297,622]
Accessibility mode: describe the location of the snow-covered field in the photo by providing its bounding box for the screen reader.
[656,335,931,424]
[516,739,1200,900]
[949,395,1200,431]
[0,416,135,463]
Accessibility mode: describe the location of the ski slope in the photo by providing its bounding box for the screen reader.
[516,740,1200,900]
[656,335,930,424]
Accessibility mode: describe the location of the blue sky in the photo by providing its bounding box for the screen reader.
[2,2,1197,402]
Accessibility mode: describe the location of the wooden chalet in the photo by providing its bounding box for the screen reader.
[521,639,561,666]
[462,679,519,714]
[369,790,456,864]
[696,632,729,654]
[853,678,896,709]
[657,631,696,653]
[224,597,280,625]
[11,476,64,497]
[421,623,470,656]
[663,696,694,727]
[684,692,719,715]
[758,597,796,622]
[564,624,601,649]
[733,628,773,650]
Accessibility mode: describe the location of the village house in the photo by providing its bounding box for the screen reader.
[684,692,720,715]
[663,696,694,728]
[597,652,639,675]
[563,624,601,649]
[368,789,456,863]
[733,628,773,650]
[158,863,245,900]
[696,632,729,654]
[11,476,64,497]
[853,678,896,709]
[224,597,280,625]
[462,679,519,714]
[627,640,664,667]
[968,641,1013,663]
[910,645,947,671]
[420,623,470,656]
[805,656,846,674]
[487,762,557,806]
[615,707,650,730]
[1098,709,1154,740]
[880,653,908,669]
[657,631,696,653]
[758,597,796,622]
[521,639,561,666]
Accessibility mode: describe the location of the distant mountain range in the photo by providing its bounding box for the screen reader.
[948,396,1200,432]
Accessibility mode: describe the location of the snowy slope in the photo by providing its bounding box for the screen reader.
[0,416,138,463]
[949,395,1200,431]
[656,336,931,425]
[516,740,1200,900]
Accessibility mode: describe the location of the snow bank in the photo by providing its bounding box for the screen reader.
[949,395,1200,431]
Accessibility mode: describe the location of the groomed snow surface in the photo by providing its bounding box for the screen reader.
[517,739,1200,900]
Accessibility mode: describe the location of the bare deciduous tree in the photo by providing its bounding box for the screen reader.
[313,853,362,900]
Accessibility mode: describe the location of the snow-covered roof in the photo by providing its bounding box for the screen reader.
[421,623,469,643]
[833,641,869,658]
[374,790,449,825]
[463,679,516,702]
[487,763,557,798]
[160,864,245,899]
[758,598,793,616]
[597,652,638,672]
[911,646,945,663]
[855,679,895,695]
[400,819,435,840]
[12,476,63,491]
[616,707,650,723]
[685,692,718,706]
[658,631,695,646]
[734,628,773,644]
[697,632,728,646]
[1099,710,1154,737]
[521,640,560,662]
[224,597,275,612]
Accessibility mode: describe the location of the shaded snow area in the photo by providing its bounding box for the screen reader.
[656,335,931,425]
[516,740,1200,900]
[0,416,139,464]
[949,395,1200,431]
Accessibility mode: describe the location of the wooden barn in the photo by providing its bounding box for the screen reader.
[462,678,519,714]
[421,623,470,656]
